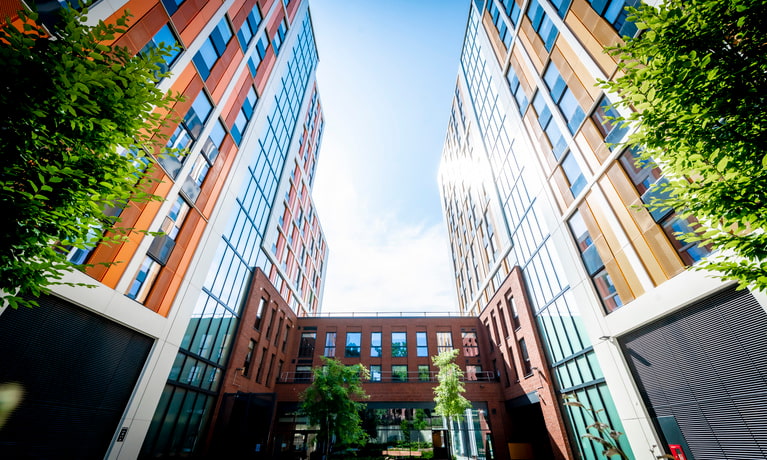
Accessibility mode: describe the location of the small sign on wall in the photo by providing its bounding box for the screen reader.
[117,428,128,442]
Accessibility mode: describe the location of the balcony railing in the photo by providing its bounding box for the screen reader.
[305,311,472,318]
[278,370,497,384]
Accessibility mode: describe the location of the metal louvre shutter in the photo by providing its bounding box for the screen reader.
[621,287,767,460]
[0,295,154,459]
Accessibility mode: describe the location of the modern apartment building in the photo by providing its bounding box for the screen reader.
[440,1,767,460]
[0,0,327,458]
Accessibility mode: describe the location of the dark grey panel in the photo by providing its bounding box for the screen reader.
[621,287,767,460]
[0,295,154,459]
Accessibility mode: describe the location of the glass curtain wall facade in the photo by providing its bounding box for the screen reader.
[140,7,320,457]
[439,3,632,459]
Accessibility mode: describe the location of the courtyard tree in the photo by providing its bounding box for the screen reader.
[432,349,471,457]
[0,3,181,309]
[300,357,370,458]
[601,0,767,290]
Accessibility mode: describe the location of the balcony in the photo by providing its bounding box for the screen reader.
[277,370,496,384]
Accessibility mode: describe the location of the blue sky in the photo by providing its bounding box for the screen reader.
[310,0,469,313]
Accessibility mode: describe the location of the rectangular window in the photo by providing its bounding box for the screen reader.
[231,86,259,145]
[324,332,336,357]
[345,332,361,357]
[192,16,233,80]
[370,332,382,357]
[502,0,523,27]
[619,148,711,265]
[588,0,639,37]
[274,316,284,346]
[591,96,629,148]
[159,90,213,178]
[506,66,529,115]
[242,340,255,377]
[462,332,479,357]
[265,353,277,386]
[298,332,316,358]
[147,195,190,265]
[370,365,382,382]
[526,0,558,51]
[467,365,482,381]
[161,0,185,16]
[140,24,182,75]
[416,331,428,357]
[519,338,532,376]
[392,365,408,383]
[282,324,290,352]
[272,19,288,54]
[255,347,267,383]
[561,151,587,197]
[418,365,430,382]
[487,0,516,49]
[569,210,623,312]
[392,332,407,357]
[532,91,567,159]
[126,256,161,302]
[507,296,520,330]
[436,332,453,354]
[236,4,262,49]
[543,62,585,135]
[254,297,267,330]
[200,119,227,164]
[295,365,312,383]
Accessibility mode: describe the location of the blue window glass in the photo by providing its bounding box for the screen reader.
[549,0,572,18]
[392,332,407,357]
[140,24,182,75]
[527,0,558,51]
[127,256,161,302]
[371,332,382,357]
[533,91,567,159]
[230,86,258,145]
[588,0,639,36]
[256,34,269,59]
[272,19,288,54]
[503,0,523,26]
[591,96,628,148]
[161,0,185,16]
[237,5,262,49]
[185,91,213,139]
[561,152,586,197]
[345,332,361,357]
[543,63,585,135]
[200,119,226,163]
[192,17,232,80]
[416,332,428,357]
[569,210,623,312]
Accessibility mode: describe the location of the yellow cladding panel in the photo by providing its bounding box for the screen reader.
[518,21,548,74]
[564,1,620,78]
[482,9,509,66]
[574,130,602,173]
[551,40,600,107]
[550,167,574,213]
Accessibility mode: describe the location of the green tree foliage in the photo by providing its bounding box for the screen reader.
[563,394,672,459]
[563,394,630,460]
[432,349,471,457]
[601,0,767,290]
[432,349,471,421]
[0,4,180,309]
[300,357,370,457]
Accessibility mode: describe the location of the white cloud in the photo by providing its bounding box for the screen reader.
[313,162,458,314]
[320,216,457,314]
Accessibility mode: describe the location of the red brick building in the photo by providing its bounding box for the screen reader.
[207,267,573,460]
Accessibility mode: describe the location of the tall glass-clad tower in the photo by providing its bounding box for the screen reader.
[0,0,327,459]
[441,1,767,460]
[440,3,633,458]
